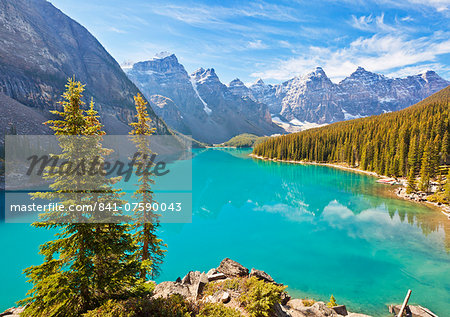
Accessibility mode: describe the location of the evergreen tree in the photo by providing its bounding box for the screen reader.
[129,93,166,280]
[253,86,450,190]
[406,167,416,194]
[419,143,432,193]
[442,131,449,164]
[20,79,141,316]
[445,169,450,201]
[407,135,418,173]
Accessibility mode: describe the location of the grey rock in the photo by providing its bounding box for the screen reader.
[250,268,275,283]
[152,281,192,299]
[389,304,437,317]
[221,291,231,304]
[181,271,201,285]
[208,272,227,282]
[272,303,291,317]
[332,305,348,316]
[207,268,217,276]
[203,295,217,304]
[280,292,291,305]
[0,306,24,317]
[283,300,341,317]
[195,272,209,298]
[217,258,249,277]
[0,0,169,135]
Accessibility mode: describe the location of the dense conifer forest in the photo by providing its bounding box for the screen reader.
[253,86,450,192]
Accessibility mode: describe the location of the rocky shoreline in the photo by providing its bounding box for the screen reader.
[2,258,371,317]
[3,258,440,316]
[146,258,371,317]
[249,154,450,218]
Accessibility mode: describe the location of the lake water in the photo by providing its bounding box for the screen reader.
[1,148,449,316]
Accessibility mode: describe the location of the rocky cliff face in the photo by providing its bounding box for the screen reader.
[0,0,169,134]
[246,67,449,126]
[126,54,283,144]
[227,78,254,100]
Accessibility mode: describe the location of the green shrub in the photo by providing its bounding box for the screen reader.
[203,278,241,296]
[327,295,338,308]
[427,191,448,204]
[198,303,242,317]
[239,277,287,317]
[83,295,197,317]
[302,299,315,307]
[83,300,130,317]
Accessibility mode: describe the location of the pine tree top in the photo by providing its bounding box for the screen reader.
[129,93,156,136]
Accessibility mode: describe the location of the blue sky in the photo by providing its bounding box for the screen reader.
[49,0,450,84]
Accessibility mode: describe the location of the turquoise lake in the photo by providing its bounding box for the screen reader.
[1,148,449,316]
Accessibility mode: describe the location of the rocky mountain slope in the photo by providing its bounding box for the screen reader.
[125,54,283,144]
[241,67,449,127]
[0,0,169,135]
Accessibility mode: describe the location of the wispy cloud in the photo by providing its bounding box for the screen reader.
[399,15,414,22]
[340,0,450,14]
[350,13,397,32]
[404,0,450,13]
[247,40,268,49]
[150,1,301,25]
[251,31,450,82]
[387,63,448,78]
[278,40,292,48]
[107,26,127,34]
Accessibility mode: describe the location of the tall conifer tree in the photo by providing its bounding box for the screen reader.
[129,93,166,280]
[419,143,432,193]
[20,79,140,316]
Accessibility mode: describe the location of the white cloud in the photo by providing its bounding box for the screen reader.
[350,13,397,32]
[251,32,450,82]
[400,16,414,22]
[386,63,448,78]
[247,40,268,49]
[405,0,450,12]
[278,40,292,48]
[107,27,126,34]
[151,1,301,25]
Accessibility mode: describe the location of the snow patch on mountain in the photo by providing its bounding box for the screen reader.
[342,109,366,120]
[190,76,212,115]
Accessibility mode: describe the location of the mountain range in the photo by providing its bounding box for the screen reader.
[126,53,449,141]
[125,53,282,144]
[0,0,169,137]
[244,66,449,128]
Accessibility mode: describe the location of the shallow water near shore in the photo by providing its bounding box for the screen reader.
[1,148,449,316]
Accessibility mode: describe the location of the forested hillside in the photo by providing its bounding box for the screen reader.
[253,86,450,189]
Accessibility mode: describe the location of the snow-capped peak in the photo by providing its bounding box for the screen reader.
[229,78,245,87]
[153,51,174,59]
[253,78,266,86]
[191,68,220,84]
[303,66,328,79]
